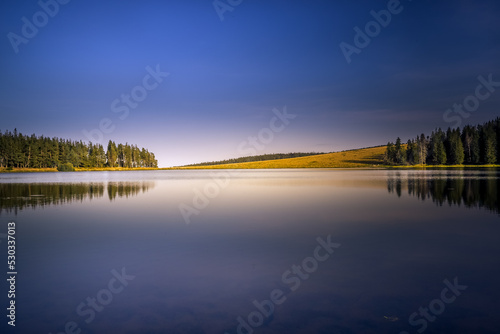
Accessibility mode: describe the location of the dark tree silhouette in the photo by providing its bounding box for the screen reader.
[0,130,157,169]
[384,118,500,166]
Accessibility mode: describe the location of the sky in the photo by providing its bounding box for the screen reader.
[0,0,499,167]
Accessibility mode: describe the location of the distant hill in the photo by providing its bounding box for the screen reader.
[177,146,386,169]
[184,152,325,167]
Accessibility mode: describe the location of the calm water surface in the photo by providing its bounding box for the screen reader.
[0,169,499,334]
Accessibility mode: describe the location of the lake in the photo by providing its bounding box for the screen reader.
[0,169,499,334]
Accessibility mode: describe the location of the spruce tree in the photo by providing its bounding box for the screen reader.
[394,137,406,165]
[429,130,447,165]
[406,139,418,165]
[448,129,464,165]
[385,142,395,164]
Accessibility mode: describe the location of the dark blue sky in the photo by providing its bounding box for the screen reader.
[1,0,499,166]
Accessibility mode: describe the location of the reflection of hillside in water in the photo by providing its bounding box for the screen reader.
[387,172,499,214]
[0,182,154,214]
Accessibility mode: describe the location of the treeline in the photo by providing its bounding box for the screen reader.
[0,129,158,169]
[385,118,500,165]
[185,152,324,167]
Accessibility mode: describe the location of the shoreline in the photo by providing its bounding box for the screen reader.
[1,165,499,173]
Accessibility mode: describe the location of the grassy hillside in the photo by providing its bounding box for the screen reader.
[185,152,324,166]
[176,146,387,169]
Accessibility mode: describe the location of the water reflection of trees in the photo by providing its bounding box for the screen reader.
[0,182,154,214]
[387,172,499,214]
